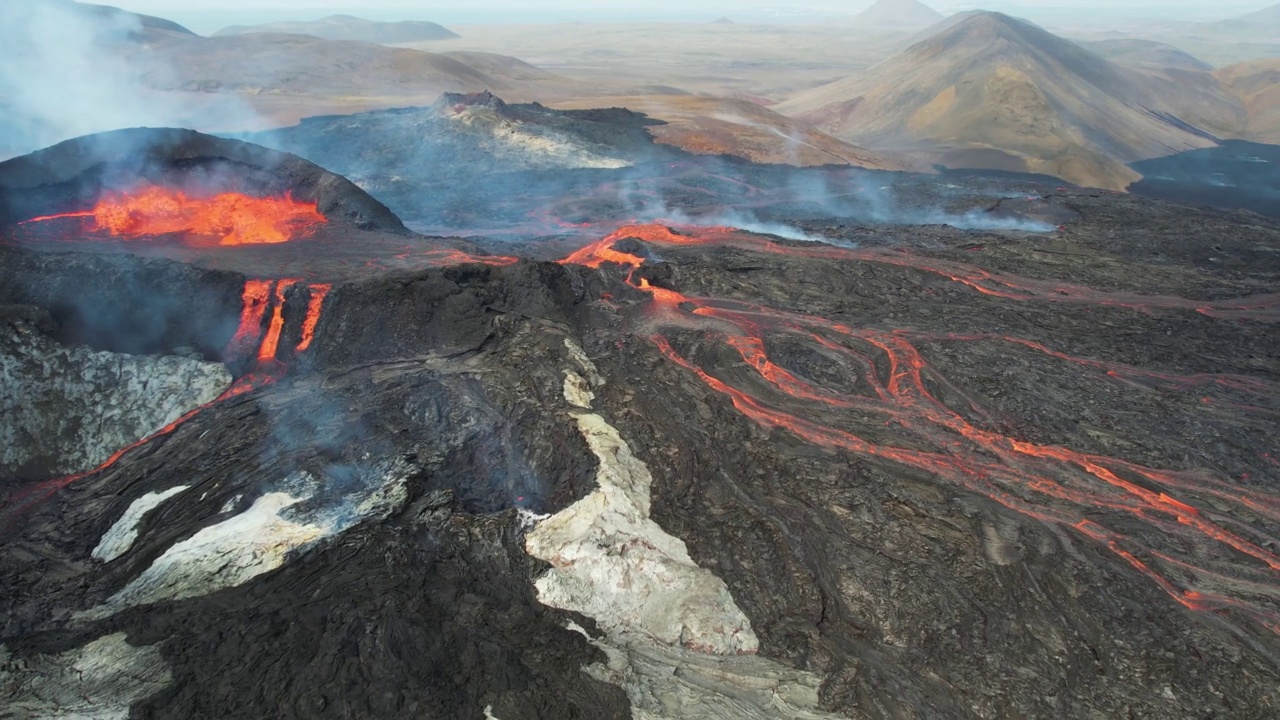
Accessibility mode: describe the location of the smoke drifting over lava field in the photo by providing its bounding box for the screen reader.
[3,0,1280,713]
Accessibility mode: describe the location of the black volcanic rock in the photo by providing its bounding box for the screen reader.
[1,122,1279,719]
[247,96,671,229]
[2,184,1279,717]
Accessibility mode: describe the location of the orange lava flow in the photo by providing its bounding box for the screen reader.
[296,284,332,352]
[223,279,273,359]
[258,280,298,362]
[21,186,327,245]
[560,223,1280,633]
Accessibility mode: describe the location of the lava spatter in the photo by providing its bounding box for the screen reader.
[20,186,327,246]
[560,223,1280,633]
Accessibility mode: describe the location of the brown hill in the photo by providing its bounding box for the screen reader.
[214,14,459,44]
[121,33,581,128]
[1,0,193,45]
[778,12,1246,189]
[64,0,193,41]
[1216,59,1280,144]
[550,95,909,170]
[851,0,944,29]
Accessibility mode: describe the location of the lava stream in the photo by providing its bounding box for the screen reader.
[297,284,332,352]
[20,185,327,246]
[560,223,1280,632]
[258,280,299,362]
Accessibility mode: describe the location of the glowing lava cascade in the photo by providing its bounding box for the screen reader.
[560,224,1280,634]
[20,185,327,245]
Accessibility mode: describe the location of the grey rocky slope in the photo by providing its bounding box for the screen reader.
[0,308,230,478]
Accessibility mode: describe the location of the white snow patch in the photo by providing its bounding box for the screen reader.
[0,633,172,719]
[526,411,758,655]
[92,486,190,562]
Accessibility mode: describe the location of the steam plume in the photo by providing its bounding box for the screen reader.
[0,0,253,160]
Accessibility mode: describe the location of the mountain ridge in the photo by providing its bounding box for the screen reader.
[778,11,1246,188]
[214,14,460,44]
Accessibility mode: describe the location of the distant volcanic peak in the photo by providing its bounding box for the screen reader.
[854,0,944,28]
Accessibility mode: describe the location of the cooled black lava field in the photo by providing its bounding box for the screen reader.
[1,120,1278,719]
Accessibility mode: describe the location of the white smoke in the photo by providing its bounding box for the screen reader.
[0,0,253,160]
[787,170,1057,233]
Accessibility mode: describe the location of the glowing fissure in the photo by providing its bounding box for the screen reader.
[20,185,326,246]
[560,223,1280,633]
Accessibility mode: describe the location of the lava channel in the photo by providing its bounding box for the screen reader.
[560,223,1280,634]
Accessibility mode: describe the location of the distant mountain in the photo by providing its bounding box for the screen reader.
[1234,3,1280,24]
[214,14,459,44]
[778,12,1246,189]
[1216,59,1280,144]
[851,0,944,29]
[1198,3,1280,36]
[550,94,908,170]
[1081,39,1212,72]
[0,0,194,45]
[132,33,568,114]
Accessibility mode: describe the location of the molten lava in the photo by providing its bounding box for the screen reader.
[560,223,1280,634]
[258,280,299,362]
[22,186,327,245]
[297,284,332,352]
[224,280,273,359]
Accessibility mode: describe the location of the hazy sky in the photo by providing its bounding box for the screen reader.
[107,0,1274,13]
[105,0,1274,33]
